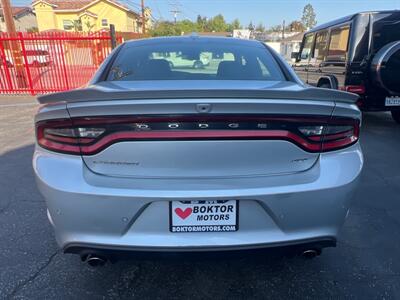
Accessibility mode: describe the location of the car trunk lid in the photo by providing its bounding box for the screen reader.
[65,95,336,179]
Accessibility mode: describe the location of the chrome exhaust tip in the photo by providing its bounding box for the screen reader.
[84,254,107,267]
[301,249,320,259]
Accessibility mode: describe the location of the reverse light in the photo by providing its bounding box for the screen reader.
[298,125,324,136]
[77,128,105,138]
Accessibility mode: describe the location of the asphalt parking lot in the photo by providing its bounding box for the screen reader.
[1,96,400,299]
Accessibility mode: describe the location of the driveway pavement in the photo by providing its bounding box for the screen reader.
[1,96,400,299]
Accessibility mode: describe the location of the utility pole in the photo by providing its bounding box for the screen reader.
[282,20,285,40]
[0,0,27,88]
[170,9,181,24]
[141,0,146,34]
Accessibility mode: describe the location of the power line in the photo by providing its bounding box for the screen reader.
[169,0,181,23]
[153,0,164,20]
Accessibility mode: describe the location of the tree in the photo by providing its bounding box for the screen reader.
[268,24,282,33]
[72,20,83,32]
[247,21,254,31]
[150,21,180,36]
[301,4,317,29]
[196,15,208,31]
[288,20,306,32]
[85,21,95,33]
[27,27,39,33]
[150,14,233,36]
[178,19,198,34]
[207,14,228,32]
[255,22,265,32]
[231,18,241,30]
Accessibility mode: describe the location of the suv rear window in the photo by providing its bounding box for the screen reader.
[327,27,350,62]
[373,21,400,52]
[106,41,285,81]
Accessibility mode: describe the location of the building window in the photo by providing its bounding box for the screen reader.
[63,20,74,31]
[63,20,82,31]
[102,19,108,27]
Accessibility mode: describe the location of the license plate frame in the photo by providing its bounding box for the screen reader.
[385,97,400,106]
[169,200,239,233]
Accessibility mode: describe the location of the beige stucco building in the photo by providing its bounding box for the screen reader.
[0,7,38,32]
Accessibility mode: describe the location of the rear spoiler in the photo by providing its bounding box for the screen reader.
[37,86,359,104]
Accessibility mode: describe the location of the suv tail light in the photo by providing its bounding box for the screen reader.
[341,85,366,95]
[36,115,360,155]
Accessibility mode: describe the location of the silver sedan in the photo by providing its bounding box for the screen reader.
[33,36,363,266]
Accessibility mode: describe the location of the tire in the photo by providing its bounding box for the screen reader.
[391,110,400,124]
[193,60,204,69]
[370,41,400,94]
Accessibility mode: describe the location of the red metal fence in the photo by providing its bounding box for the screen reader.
[0,32,121,95]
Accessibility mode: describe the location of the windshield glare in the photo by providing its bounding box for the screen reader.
[107,41,286,81]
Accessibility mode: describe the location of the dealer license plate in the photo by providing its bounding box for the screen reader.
[385,97,400,106]
[170,200,238,233]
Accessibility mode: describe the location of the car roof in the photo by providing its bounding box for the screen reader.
[124,35,265,48]
[306,10,400,34]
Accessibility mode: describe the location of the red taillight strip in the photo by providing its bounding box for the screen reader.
[77,130,322,155]
[308,130,354,142]
[36,115,360,155]
[44,134,94,144]
[38,137,80,153]
[323,136,358,150]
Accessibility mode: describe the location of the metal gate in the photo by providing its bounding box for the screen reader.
[0,32,120,95]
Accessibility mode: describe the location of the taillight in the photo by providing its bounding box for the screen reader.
[36,119,105,155]
[341,85,366,95]
[299,118,360,152]
[35,115,360,155]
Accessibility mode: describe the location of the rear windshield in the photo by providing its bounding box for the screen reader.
[106,40,286,81]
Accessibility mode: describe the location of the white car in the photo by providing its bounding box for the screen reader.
[153,51,210,69]
[4,48,51,67]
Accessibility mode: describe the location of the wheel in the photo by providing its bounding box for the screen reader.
[391,110,400,124]
[193,60,204,69]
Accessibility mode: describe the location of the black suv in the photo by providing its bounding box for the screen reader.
[294,11,400,123]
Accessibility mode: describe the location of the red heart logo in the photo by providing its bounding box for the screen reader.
[175,207,192,220]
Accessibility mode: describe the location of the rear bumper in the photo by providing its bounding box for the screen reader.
[64,238,336,260]
[34,143,363,252]
[360,94,400,111]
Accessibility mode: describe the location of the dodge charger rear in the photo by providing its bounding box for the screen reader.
[33,36,363,263]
